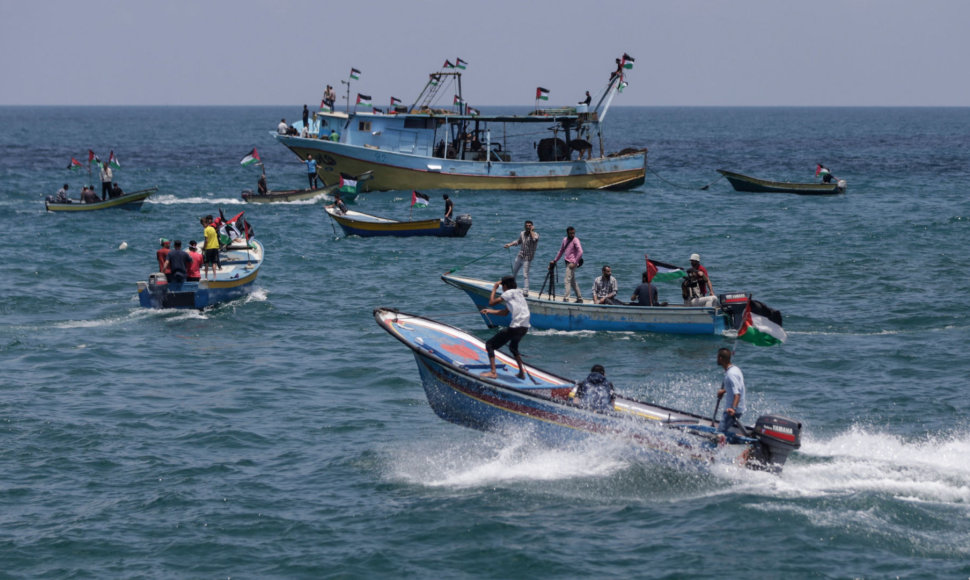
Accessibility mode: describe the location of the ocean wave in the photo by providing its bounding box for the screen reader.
[147,194,245,205]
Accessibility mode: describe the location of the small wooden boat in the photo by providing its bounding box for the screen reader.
[717,169,846,195]
[135,238,263,309]
[442,273,781,337]
[45,187,158,212]
[374,307,802,473]
[325,206,472,237]
[241,185,331,203]
[241,171,373,203]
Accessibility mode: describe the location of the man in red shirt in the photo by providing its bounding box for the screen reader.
[156,239,172,281]
[186,240,203,282]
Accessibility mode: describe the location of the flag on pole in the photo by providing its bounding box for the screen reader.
[455,57,468,70]
[240,148,260,166]
[67,158,84,170]
[356,93,372,107]
[618,81,629,93]
[443,59,454,69]
[645,258,686,283]
[536,87,550,101]
[88,149,101,166]
[429,73,440,86]
[466,106,480,116]
[108,150,121,169]
[737,300,787,346]
[339,174,358,194]
[621,53,635,69]
[373,107,383,114]
[411,190,430,207]
[349,68,361,80]
[453,94,463,106]
[390,96,402,106]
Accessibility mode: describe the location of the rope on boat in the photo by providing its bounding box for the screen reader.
[647,166,726,191]
[446,247,502,274]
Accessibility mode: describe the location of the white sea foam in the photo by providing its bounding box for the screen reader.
[386,432,630,489]
[737,426,970,506]
[147,194,244,205]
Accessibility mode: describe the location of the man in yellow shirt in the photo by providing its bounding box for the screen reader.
[202,215,220,280]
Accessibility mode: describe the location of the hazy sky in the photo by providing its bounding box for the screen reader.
[3,0,969,107]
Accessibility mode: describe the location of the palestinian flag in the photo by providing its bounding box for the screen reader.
[646,258,686,283]
[816,164,830,177]
[411,190,429,207]
[339,174,358,193]
[108,150,121,169]
[390,96,402,106]
[67,157,84,171]
[240,148,260,166]
[618,81,629,93]
[429,74,440,86]
[466,106,480,116]
[356,93,372,107]
[443,59,454,69]
[349,67,361,80]
[373,107,384,114]
[214,210,253,243]
[88,149,101,166]
[737,300,787,346]
[621,53,635,69]
[453,94,463,105]
[455,57,468,70]
[536,87,550,101]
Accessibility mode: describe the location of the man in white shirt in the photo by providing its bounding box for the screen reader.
[479,276,531,380]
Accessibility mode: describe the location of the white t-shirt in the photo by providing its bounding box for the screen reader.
[501,288,531,328]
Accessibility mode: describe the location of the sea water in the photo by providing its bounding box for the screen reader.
[1,106,969,577]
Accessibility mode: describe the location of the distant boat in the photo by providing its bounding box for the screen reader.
[442,273,768,336]
[325,206,472,237]
[717,169,846,195]
[274,58,646,191]
[374,307,802,474]
[241,171,373,203]
[136,238,263,309]
[45,187,158,212]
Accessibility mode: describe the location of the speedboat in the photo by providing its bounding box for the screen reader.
[374,308,802,473]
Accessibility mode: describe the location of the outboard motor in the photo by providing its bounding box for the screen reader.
[718,292,751,330]
[453,214,473,237]
[747,415,802,472]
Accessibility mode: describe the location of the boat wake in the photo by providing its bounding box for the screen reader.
[753,425,970,505]
[385,430,634,489]
[147,194,244,206]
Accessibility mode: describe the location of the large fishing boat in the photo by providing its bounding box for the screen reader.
[274,57,646,191]
[374,308,801,473]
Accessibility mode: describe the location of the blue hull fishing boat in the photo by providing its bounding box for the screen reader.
[374,308,801,473]
[136,239,263,309]
[275,57,646,191]
[442,273,769,336]
[325,206,472,237]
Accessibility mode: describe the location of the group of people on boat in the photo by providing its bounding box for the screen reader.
[152,215,226,283]
[502,222,716,306]
[48,181,125,204]
[476,271,746,435]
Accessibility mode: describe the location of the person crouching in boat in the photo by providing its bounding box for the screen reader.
[571,364,616,411]
[479,275,531,380]
[592,265,621,304]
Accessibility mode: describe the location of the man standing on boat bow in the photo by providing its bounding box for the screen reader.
[504,220,539,292]
[479,276,531,380]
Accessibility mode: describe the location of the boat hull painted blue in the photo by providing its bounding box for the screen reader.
[443,274,727,335]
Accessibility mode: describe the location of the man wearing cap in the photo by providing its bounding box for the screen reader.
[688,253,714,297]
[186,241,203,282]
[156,239,172,280]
